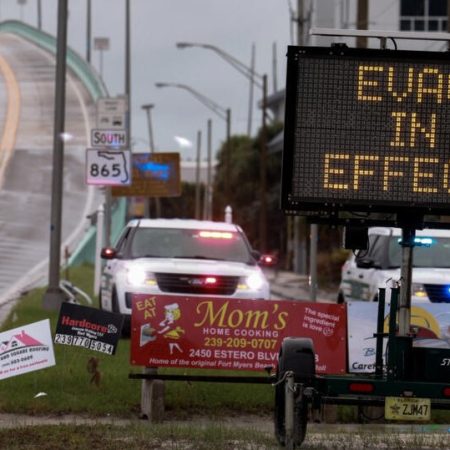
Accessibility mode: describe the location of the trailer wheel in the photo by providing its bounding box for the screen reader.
[274,337,315,447]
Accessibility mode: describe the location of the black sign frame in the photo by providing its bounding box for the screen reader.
[281,45,450,226]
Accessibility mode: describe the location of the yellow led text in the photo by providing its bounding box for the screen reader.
[324,153,448,193]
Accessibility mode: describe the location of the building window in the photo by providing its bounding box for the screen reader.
[400,0,447,31]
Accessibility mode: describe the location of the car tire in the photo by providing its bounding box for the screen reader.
[337,291,345,304]
[111,288,120,313]
[111,288,130,338]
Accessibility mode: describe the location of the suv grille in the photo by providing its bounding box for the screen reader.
[155,273,240,296]
[424,284,450,303]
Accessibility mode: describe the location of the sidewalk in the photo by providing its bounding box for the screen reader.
[265,269,337,303]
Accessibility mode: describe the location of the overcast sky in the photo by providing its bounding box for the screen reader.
[2,0,292,160]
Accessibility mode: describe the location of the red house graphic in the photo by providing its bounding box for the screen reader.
[0,330,43,353]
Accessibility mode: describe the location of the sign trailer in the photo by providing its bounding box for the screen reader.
[275,36,450,448]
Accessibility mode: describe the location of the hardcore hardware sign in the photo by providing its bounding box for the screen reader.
[55,303,123,355]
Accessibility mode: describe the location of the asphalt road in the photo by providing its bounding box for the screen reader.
[0,32,98,308]
[266,268,337,303]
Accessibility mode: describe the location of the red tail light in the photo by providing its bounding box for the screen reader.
[443,387,450,397]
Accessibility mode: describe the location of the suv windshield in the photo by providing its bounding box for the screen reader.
[388,236,450,268]
[128,227,253,264]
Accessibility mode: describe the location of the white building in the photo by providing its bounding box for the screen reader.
[268,0,450,153]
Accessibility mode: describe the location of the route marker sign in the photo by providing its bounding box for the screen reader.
[90,129,128,148]
[86,148,131,186]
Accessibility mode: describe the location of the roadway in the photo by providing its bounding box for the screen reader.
[0,31,98,313]
[266,268,337,303]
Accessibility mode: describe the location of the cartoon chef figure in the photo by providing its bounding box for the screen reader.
[158,303,184,354]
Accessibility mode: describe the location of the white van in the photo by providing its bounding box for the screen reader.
[338,227,450,304]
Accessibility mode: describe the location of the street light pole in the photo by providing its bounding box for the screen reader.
[141,103,161,218]
[155,82,231,210]
[176,42,269,252]
[260,74,268,252]
[86,0,91,63]
[195,130,202,220]
[43,0,69,310]
[37,0,42,30]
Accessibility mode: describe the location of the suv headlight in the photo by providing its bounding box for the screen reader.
[411,283,427,298]
[238,273,265,291]
[126,266,156,287]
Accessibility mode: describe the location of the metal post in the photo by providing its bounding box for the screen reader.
[225,205,232,224]
[86,0,91,63]
[195,130,201,220]
[94,204,104,296]
[142,103,160,217]
[125,0,131,133]
[284,371,295,450]
[247,43,255,136]
[42,0,69,310]
[104,188,112,247]
[204,119,212,220]
[356,0,368,48]
[225,108,231,206]
[259,74,268,253]
[309,223,318,301]
[37,0,42,30]
[398,228,414,336]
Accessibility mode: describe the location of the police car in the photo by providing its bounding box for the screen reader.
[338,227,450,304]
[100,218,271,332]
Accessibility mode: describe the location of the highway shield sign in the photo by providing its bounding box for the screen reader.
[86,148,131,186]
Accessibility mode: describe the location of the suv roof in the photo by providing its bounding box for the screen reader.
[127,218,241,232]
[369,227,450,238]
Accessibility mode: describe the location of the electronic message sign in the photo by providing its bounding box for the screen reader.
[281,46,450,220]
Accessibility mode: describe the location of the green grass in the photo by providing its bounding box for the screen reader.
[0,265,273,418]
[0,423,277,450]
[0,264,449,425]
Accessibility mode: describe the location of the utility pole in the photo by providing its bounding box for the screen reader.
[37,0,42,30]
[204,119,212,220]
[356,0,368,48]
[195,130,202,220]
[42,0,69,310]
[259,75,268,252]
[247,43,255,136]
[447,0,450,49]
[86,0,91,63]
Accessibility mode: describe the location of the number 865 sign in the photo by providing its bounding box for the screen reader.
[86,149,131,186]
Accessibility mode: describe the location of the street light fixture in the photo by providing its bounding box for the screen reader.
[155,82,231,211]
[176,42,269,252]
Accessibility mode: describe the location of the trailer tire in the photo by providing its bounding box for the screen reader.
[274,337,315,447]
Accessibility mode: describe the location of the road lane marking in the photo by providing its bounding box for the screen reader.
[0,52,20,189]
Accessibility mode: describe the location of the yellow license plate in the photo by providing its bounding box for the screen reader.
[385,396,431,421]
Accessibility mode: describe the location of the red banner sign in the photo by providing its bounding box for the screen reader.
[130,295,347,374]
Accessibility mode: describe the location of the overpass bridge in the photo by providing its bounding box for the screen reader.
[0,21,124,311]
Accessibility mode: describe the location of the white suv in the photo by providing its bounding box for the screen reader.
[100,218,271,332]
[338,227,450,304]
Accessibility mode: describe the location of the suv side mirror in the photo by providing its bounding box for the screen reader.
[101,247,117,260]
[356,257,381,269]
